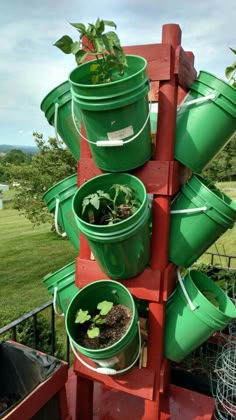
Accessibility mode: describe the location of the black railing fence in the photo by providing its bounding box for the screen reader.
[203,252,236,268]
[0,300,71,365]
[0,251,235,363]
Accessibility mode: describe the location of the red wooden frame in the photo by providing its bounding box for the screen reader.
[72,23,212,419]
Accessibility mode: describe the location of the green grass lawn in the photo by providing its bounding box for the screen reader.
[0,208,77,326]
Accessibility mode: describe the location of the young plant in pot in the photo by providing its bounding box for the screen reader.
[225,47,236,88]
[54,18,152,172]
[66,280,140,375]
[72,173,151,279]
[82,183,141,225]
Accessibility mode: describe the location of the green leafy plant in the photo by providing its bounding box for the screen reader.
[225,47,236,88]
[82,184,141,225]
[75,300,114,338]
[54,17,127,84]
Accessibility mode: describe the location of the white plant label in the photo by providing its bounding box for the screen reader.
[107,125,134,141]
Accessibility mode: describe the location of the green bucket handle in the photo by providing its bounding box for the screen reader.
[171,206,208,215]
[177,269,198,311]
[177,92,217,112]
[54,198,67,238]
[71,100,152,147]
[54,102,63,144]
[69,322,142,376]
[53,286,65,317]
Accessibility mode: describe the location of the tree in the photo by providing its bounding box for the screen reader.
[7,133,77,225]
[3,149,31,165]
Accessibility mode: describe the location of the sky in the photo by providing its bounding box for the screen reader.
[0,0,235,147]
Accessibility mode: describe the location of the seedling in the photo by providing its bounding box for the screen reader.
[82,184,141,225]
[75,300,114,338]
[54,18,127,84]
[225,47,236,88]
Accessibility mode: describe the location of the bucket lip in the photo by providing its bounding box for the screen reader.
[73,172,147,231]
[40,80,70,111]
[185,269,236,317]
[184,174,236,217]
[42,173,77,202]
[43,260,75,283]
[66,279,137,355]
[69,54,147,88]
[191,70,236,102]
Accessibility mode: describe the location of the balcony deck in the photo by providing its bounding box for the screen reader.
[66,368,215,419]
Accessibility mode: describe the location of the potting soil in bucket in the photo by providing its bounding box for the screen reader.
[69,55,152,172]
[72,173,151,279]
[41,81,81,160]
[43,174,80,251]
[175,71,236,173]
[164,270,236,362]
[43,261,78,314]
[66,280,140,374]
[169,174,236,268]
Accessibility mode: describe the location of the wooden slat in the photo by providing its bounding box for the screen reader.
[76,259,161,301]
[74,360,156,401]
[175,46,197,90]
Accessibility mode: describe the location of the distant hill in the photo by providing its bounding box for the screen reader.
[0,144,38,154]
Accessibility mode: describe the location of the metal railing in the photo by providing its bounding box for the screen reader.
[203,252,236,269]
[0,299,71,365]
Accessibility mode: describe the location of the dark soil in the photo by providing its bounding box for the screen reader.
[76,304,132,350]
[0,394,20,415]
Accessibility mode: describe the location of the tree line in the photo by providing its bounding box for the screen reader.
[0,131,235,226]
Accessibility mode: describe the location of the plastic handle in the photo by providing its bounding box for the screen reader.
[54,103,62,143]
[53,287,64,317]
[177,93,217,111]
[171,206,208,215]
[71,99,152,147]
[177,269,197,311]
[54,198,67,238]
[69,322,142,376]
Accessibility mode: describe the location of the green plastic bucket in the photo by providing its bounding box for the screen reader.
[66,280,140,375]
[169,174,236,268]
[175,71,236,173]
[43,261,78,315]
[72,173,151,279]
[69,55,152,172]
[43,174,80,251]
[164,270,236,362]
[41,81,81,160]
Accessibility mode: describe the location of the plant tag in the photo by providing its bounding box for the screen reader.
[107,125,134,141]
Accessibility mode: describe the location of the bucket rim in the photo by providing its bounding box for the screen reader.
[41,80,70,111]
[43,173,77,203]
[72,172,147,231]
[66,279,137,356]
[69,54,147,89]
[180,269,236,320]
[43,260,76,284]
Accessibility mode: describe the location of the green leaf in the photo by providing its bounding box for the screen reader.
[113,46,128,66]
[75,309,91,323]
[75,50,88,64]
[94,37,106,54]
[87,326,100,338]
[97,300,113,315]
[53,35,74,54]
[90,63,99,72]
[225,65,236,79]
[71,41,81,54]
[103,20,117,30]
[105,31,121,48]
[70,22,86,34]
[90,195,100,210]
[95,18,105,34]
[230,47,236,55]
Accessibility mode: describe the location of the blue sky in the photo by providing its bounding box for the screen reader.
[0,0,235,146]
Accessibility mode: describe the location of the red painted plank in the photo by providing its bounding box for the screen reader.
[73,359,155,401]
[76,259,161,301]
[175,46,197,90]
